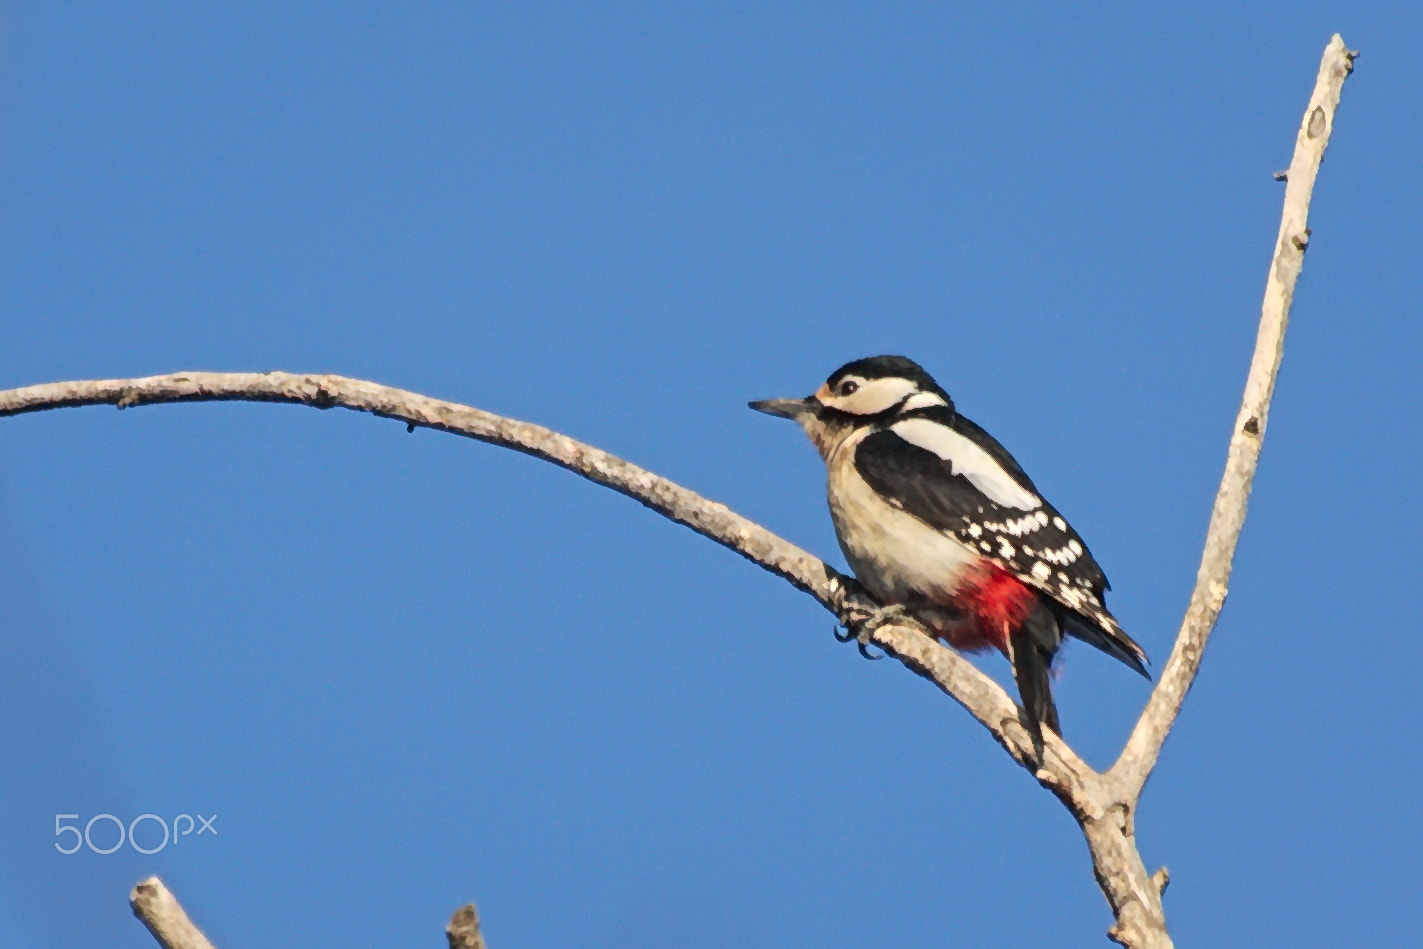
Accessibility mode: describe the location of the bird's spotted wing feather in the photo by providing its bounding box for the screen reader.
[854,416,1148,674]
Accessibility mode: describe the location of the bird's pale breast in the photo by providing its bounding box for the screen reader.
[824,428,978,607]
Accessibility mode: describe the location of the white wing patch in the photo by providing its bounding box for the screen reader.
[890,418,1042,510]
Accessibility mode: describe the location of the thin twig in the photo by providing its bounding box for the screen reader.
[130,878,218,949]
[1109,34,1356,799]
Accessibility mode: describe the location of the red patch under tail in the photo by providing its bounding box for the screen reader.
[953,563,1038,652]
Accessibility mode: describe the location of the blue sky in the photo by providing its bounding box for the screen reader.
[2,3,1419,947]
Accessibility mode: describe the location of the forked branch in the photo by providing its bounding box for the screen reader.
[17,34,1352,949]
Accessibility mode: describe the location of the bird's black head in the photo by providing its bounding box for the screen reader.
[749,355,955,452]
[819,355,952,415]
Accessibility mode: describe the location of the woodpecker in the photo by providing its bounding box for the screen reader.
[751,355,1148,744]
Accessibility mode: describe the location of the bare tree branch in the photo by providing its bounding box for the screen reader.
[129,876,487,949]
[130,877,218,949]
[0,370,1087,803]
[1109,34,1356,799]
[1,371,832,595]
[13,32,1354,949]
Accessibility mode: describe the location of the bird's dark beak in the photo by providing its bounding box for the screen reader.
[748,397,817,420]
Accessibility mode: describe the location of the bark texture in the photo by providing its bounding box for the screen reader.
[447,904,489,949]
[130,878,218,949]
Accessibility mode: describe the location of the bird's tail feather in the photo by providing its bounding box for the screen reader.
[1009,604,1061,752]
[1061,610,1150,679]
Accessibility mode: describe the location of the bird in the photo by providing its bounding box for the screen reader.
[750,355,1148,746]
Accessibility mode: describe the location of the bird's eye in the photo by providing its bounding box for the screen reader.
[839,380,859,396]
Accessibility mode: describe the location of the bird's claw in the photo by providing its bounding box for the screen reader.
[832,623,881,659]
[836,602,916,660]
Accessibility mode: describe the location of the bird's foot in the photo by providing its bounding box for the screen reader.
[837,602,918,660]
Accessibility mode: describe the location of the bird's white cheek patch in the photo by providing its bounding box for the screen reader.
[891,418,1042,510]
[828,377,917,415]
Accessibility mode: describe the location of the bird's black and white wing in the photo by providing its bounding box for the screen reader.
[853,409,1148,675]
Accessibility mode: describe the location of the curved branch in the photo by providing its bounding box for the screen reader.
[0,369,1093,808]
[2,371,831,595]
[1110,34,1356,797]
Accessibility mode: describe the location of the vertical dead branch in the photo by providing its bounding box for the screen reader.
[1110,34,1356,799]
[1078,33,1356,949]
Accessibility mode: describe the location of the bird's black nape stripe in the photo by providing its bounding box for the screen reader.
[816,401,919,426]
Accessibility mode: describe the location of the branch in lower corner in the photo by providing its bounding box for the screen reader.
[447,903,490,949]
[130,878,219,949]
